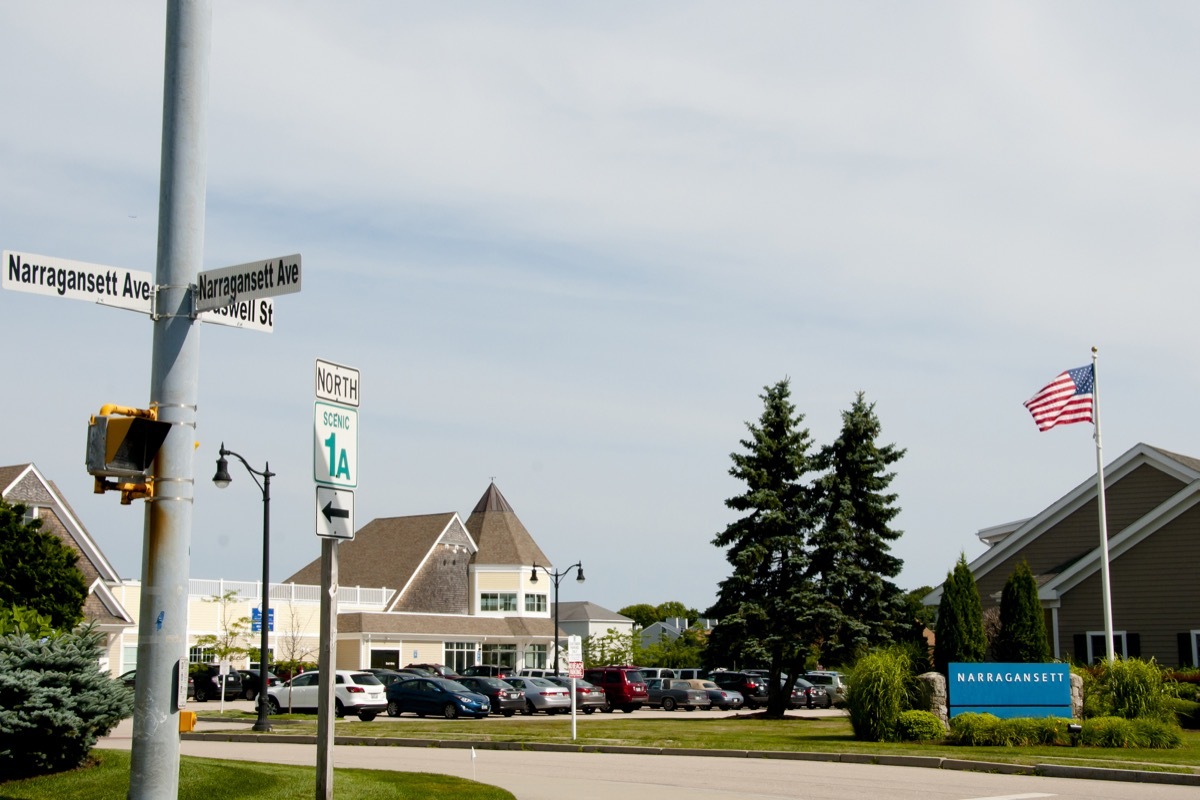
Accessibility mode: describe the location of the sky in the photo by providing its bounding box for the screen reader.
[3,3,1199,616]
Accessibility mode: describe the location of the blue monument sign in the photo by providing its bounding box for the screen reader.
[948,662,1072,718]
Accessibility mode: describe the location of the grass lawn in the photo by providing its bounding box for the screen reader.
[215,710,1200,775]
[0,749,514,800]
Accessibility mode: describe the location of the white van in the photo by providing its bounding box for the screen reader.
[675,668,709,680]
[638,668,677,680]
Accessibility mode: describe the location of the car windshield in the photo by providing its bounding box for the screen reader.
[625,671,645,682]
[437,679,471,693]
[473,677,507,689]
[350,673,382,686]
[700,681,719,689]
[526,677,557,687]
[794,678,814,688]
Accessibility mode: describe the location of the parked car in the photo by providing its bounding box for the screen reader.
[503,676,572,714]
[639,668,677,680]
[710,671,769,710]
[191,665,243,702]
[385,676,490,719]
[237,669,280,701]
[267,669,387,720]
[118,669,194,700]
[545,676,608,713]
[363,668,417,687]
[680,678,742,711]
[583,665,649,713]
[407,663,461,679]
[516,668,559,678]
[675,668,710,680]
[804,671,848,706]
[460,663,515,679]
[792,677,830,709]
[647,678,712,711]
[456,676,525,716]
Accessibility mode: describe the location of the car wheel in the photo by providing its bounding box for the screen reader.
[524,701,536,716]
[621,706,635,713]
[193,685,208,703]
[719,705,730,711]
[443,703,459,720]
[583,707,595,715]
[359,711,377,722]
[685,706,696,712]
[502,709,515,717]
[334,700,345,719]
[267,696,281,714]
[387,701,402,717]
[601,704,614,713]
[662,697,677,711]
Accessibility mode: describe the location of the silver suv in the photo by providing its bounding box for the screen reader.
[803,671,847,705]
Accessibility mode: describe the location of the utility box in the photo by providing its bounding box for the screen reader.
[178,710,196,733]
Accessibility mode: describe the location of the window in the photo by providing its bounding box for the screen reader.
[525,594,547,612]
[249,649,274,671]
[481,644,517,668]
[1085,631,1137,663]
[445,641,476,673]
[122,645,138,673]
[524,644,547,670]
[188,646,214,664]
[480,592,517,612]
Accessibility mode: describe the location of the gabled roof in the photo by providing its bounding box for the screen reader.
[1,462,133,626]
[285,512,467,601]
[555,600,632,624]
[926,442,1200,605]
[464,483,550,567]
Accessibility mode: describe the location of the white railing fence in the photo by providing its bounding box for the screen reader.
[187,579,392,607]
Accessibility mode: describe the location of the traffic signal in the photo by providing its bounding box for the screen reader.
[86,405,171,503]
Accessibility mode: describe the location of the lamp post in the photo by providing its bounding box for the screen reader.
[212,443,274,733]
[529,562,584,675]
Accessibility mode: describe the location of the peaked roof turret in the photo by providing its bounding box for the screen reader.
[465,483,550,567]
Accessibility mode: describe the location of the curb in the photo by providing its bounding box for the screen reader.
[181,730,1200,787]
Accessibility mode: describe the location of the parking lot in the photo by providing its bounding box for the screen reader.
[195,697,845,723]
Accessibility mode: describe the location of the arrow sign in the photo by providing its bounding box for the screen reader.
[315,486,354,540]
[322,500,350,522]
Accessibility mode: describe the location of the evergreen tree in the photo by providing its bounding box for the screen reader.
[994,560,1051,663]
[0,499,87,630]
[706,379,818,717]
[808,392,907,665]
[933,553,987,673]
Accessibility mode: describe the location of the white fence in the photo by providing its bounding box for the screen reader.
[188,579,392,608]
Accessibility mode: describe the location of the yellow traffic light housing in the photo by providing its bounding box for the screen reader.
[86,404,171,503]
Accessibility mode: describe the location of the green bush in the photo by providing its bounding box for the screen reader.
[947,713,1074,746]
[1166,697,1200,729]
[896,710,945,741]
[1073,717,1181,748]
[847,647,912,742]
[0,625,133,778]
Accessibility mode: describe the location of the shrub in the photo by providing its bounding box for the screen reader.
[1078,717,1182,748]
[847,647,912,742]
[948,714,1179,748]
[0,625,133,778]
[1165,697,1200,730]
[1104,658,1173,722]
[947,712,1001,746]
[896,710,945,741]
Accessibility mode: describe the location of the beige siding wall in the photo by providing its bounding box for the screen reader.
[976,465,1185,604]
[1057,502,1200,664]
[476,571,520,591]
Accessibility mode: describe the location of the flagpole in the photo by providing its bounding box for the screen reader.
[1092,346,1116,662]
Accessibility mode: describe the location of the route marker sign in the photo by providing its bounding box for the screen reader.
[195,253,301,312]
[315,359,360,407]
[314,401,357,488]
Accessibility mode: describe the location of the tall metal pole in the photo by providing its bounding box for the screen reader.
[316,538,339,800]
[531,562,584,675]
[1092,347,1116,663]
[129,2,211,797]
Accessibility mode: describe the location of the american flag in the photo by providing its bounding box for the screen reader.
[1024,364,1095,431]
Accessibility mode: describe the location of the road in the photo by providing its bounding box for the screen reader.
[98,710,1199,800]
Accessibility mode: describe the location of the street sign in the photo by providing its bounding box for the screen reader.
[315,485,355,539]
[3,250,154,313]
[251,607,275,632]
[568,661,583,679]
[314,401,358,488]
[567,635,582,662]
[315,359,360,407]
[194,253,301,312]
[200,297,274,333]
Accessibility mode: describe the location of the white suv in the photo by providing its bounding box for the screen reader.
[268,669,387,721]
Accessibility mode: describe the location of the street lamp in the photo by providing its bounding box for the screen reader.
[529,562,585,675]
[212,443,274,733]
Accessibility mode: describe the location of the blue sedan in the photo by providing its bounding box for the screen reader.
[385,677,490,719]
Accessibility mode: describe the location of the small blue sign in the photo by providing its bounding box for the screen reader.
[251,607,275,633]
[948,662,1071,719]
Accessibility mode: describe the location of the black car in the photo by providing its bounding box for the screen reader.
[191,665,243,702]
[456,676,525,716]
[118,669,194,700]
[792,678,831,709]
[710,671,769,709]
[364,668,418,687]
[459,663,515,679]
[237,669,281,701]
